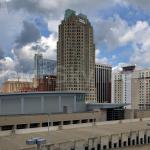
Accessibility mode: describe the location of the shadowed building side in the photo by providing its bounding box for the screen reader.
[95,64,112,103]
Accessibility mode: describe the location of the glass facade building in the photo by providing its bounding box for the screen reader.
[34,53,56,79]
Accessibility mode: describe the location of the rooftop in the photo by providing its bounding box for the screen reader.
[87,103,128,109]
[1,118,150,150]
[95,63,112,67]
[0,91,87,97]
[64,9,88,22]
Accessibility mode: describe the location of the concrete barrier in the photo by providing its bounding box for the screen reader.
[1,118,150,137]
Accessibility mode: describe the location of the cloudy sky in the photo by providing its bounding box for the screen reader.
[0,0,150,82]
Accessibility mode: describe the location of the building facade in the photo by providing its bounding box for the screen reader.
[0,92,86,115]
[112,66,136,109]
[112,72,123,104]
[57,9,96,101]
[34,53,56,89]
[112,66,150,110]
[36,75,56,91]
[34,53,56,79]
[122,66,136,108]
[1,80,33,93]
[95,64,112,103]
[132,69,150,110]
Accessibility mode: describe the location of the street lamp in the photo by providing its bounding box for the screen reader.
[26,137,46,150]
[92,111,96,126]
[47,113,50,136]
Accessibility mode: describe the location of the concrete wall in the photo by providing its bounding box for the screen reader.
[124,109,135,119]
[1,96,21,114]
[124,109,150,119]
[22,128,150,150]
[0,111,105,131]
[1,118,150,150]
[0,93,86,115]
[136,110,150,118]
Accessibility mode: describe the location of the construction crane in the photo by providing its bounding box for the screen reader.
[36,40,41,55]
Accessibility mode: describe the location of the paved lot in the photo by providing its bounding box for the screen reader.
[116,145,150,150]
[1,119,150,150]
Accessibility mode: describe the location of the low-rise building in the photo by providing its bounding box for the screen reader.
[0,91,126,131]
[0,91,86,115]
[36,75,56,91]
[1,79,33,93]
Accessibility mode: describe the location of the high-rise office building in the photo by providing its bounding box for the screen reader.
[112,71,123,104]
[57,9,96,101]
[131,69,150,110]
[34,53,56,79]
[112,65,136,109]
[95,64,112,103]
[112,65,150,110]
[34,53,56,89]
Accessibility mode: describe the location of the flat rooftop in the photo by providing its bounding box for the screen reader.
[0,91,87,97]
[1,118,150,150]
[87,103,128,109]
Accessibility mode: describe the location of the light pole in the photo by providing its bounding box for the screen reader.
[26,137,46,150]
[92,111,96,126]
[47,113,50,136]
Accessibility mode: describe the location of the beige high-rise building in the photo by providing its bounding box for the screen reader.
[57,9,96,101]
[112,66,150,110]
[132,69,150,110]
[112,72,123,104]
[112,65,136,109]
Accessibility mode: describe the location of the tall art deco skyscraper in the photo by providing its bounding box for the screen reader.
[57,9,96,101]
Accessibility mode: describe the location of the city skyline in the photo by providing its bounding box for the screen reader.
[1,2,150,149]
[0,0,150,83]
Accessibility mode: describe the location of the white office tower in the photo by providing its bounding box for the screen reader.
[112,65,136,109]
